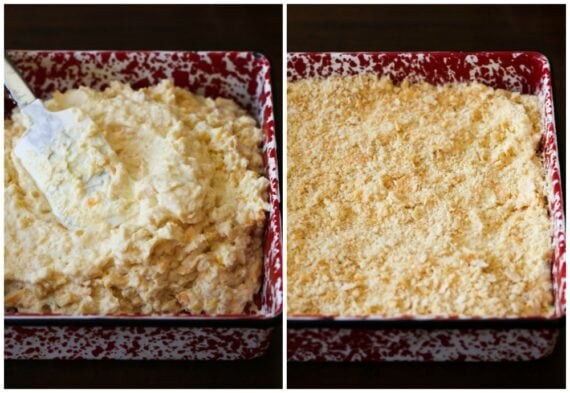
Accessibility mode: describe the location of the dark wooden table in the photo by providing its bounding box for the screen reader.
[287,4,565,389]
[4,4,282,389]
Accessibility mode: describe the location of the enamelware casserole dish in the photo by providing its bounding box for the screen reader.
[4,50,282,360]
[287,51,565,362]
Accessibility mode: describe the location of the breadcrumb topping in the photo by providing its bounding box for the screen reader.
[287,75,554,317]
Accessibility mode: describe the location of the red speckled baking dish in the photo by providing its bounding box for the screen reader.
[4,50,282,360]
[287,52,565,362]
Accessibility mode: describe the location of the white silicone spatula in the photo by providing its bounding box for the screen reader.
[5,57,134,229]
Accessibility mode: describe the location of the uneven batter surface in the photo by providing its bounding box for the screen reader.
[288,75,553,317]
[6,80,269,315]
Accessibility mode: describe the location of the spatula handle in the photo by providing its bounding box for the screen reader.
[4,56,36,107]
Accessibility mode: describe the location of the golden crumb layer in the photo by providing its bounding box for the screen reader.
[5,80,268,315]
[287,75,553,317]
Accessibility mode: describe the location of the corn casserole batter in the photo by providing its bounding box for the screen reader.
[5,80,269,315]
[288,75,554,317]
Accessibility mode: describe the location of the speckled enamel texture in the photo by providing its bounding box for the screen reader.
[287,51,565,361]
[5,50,282,360]
[288,328,558,362]
[7,326,272,360]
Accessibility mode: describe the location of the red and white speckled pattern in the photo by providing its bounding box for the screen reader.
[6,326,272,360]
[288,328,559,362]
[287,51,565,361]
[290,51,544,93]
[4,50,281,360]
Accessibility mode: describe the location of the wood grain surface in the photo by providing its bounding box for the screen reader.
[4,4,282,389]
[287,4,565,389]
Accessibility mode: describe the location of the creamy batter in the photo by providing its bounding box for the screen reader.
[5,80,269,315]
